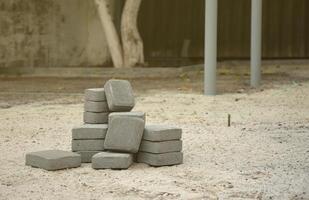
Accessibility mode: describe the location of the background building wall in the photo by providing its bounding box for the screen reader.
[0,0,308,68]
[0,0,117,68]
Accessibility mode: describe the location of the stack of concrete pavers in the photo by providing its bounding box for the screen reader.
[71,87,110,162]
[91,80,145,169]
[137,125,183,166]
[25,79,183,171]
[70,79,143,168]
[84,88,110,124]
[71,124,107,163]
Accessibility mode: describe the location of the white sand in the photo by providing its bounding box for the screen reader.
[0,81,308,200]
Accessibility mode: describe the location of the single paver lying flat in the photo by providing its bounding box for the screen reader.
[83,112,109,124]
[72,140,105,151]
[143,125,182,141]
[85,88,106,101]
[139,140,182,153]
[25,150,81,171]
[104,116,145,153]
[109,112,145,122]
[104,80,135,111]
[72,124,108,140]
[137,152,183,166]
[76,151,102,163]
[92,152,133,169]
[84,101,109,112]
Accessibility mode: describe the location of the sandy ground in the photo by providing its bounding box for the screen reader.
[0,70,308,200]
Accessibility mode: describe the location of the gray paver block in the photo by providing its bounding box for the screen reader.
[109,112,145,122]
[137,152,183,167]
[104,80,135,111]
[83,112,108,124]
[143,125,182,141]
[84,101,109,112]
[25,150,81,171]
[85,88,106,101]
[139,140,182,153]
[72,140,104,151]
[72,124,108,140]
[76,151,102,163]
[104,116,145,153]
[92,152,133,169]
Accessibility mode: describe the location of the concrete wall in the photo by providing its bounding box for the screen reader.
[2,0,308,69]
[0,0,116,68]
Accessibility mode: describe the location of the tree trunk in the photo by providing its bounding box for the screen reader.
[95,0,123,68]
[121,0,144,68]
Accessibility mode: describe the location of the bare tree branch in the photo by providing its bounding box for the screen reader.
[121,0,144,67]
[95,0,123,68]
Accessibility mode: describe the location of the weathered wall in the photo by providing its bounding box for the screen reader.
[0,0,116,68]
[1,0,308,69]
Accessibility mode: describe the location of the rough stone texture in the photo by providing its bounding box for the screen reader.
[104,80,135,111]
[72,140,104,151]
[85,88,106,102]
[92,152,133,169]
[109,112,145,122]
[83,112,109,124]
[137,152,183,167]
[84,101,109,112]
[0,1,118,68]
[25,150,81,171]
[139,140,182,154]
[104,117,145,153]
[76,151,102,163]
[143,125,182,142]
[72,124,108,140]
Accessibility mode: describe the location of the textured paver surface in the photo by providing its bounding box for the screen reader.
[108,112,145,122]
[72,140,104,151]
[25,150,81,171]
[104,80,135,111]
[84,101,109,112]
[104,117,145,153]
[83,112,108,124]
[72,124,108,140]
[92,152,133,169]
[85,88,106,101]
[137,152,183,166]
[143,125,182,141]
[76,151,102,163]
[139,140,182,153]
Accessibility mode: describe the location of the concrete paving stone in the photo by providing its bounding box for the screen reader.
[104,79,135,111]
[108,112,145,122]
[85,88,106,101]
[83,112,109,124]
[72,124,108,140]
[25,150,81,171]
[139,140,182,153]
[143,125,182,142]
[84,101,109,112]
[72,140,105,151]
[92,152,133,169]
[137,152,183,167]
[76,151,102,163]
[104,116,145,153]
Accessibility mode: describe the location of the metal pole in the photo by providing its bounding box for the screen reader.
[204,0,218,95]
[250,0,262,87]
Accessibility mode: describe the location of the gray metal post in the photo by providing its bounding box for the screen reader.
[250,0,263,87]
[204,0,218,95]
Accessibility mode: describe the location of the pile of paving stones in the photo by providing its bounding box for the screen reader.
[26,80,183,171]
